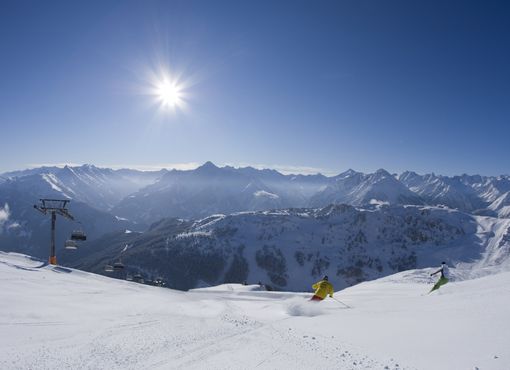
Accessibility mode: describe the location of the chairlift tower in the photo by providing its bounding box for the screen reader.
[34,199,74,265]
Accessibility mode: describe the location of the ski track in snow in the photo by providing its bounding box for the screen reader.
[1,252,508,370]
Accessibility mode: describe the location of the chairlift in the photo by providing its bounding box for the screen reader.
[71,221,87,241]
[104,264,114,272]
[65,240,78,250]
[113,261,125,271]
[71,230,87,241]
[154,277,165,287]
[133,274,144,283]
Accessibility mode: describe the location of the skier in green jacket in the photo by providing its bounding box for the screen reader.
[429,262,449,293]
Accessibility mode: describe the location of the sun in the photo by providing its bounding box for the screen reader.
[155,78,183,108]
[140,65,190,113]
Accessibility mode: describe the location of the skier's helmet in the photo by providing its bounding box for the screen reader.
[323,275,329,281]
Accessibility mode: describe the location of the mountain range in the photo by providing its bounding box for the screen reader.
[3,162,509,222]
[1,162,510,290]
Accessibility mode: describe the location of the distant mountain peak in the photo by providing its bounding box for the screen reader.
[370,169,393,182]
[400,170,418,177]
[345,168,358,174]
[80,164,100,171]
[337,169,362,179]
[197,161,220,171]
[374,168,391,176]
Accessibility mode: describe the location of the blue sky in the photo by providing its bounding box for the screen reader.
[1,0,509,176]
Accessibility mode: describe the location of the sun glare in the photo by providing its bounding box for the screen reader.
[140,65,191,113]
[155,78,183,108]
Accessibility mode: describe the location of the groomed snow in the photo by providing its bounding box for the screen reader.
[0,251,508,370]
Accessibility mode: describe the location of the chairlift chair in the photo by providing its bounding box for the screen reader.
[65,240,78,250]
[113,261,125,270]
[71,230,87,241]
[133,274,144,283]
[104,264,114,272]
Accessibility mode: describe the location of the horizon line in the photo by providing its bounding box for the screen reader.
[1,162,508,179]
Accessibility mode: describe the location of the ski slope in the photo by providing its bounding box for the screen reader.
[1,252,508,370]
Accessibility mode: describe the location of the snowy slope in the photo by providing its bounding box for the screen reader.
[488,191,510,218]
[1,251,509,370]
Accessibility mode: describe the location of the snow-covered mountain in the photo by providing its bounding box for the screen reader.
[0,165,162,259]
[399,171,486,212]
[114,166,429,224]
[488,191,510,218]
[1,166,62,179]
[2,251,509,370]
[3,163,510,225]
[460,173,510,203]
[3,163,510,271]
[111,162,330,223]
[77,204,510,291]
[111,165,510,222]
[1,164,166,211]
[311,169,423,208]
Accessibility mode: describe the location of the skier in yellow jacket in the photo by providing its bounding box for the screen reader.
[310,275,334,301]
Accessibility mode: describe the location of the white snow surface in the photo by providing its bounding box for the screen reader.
[41,173,73,198]
[254,190,280,199]
[489,191,510,218]
[1,251,509,370]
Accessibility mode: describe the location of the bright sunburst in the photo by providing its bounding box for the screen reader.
[155,78,183,108]
[138,63,192,114]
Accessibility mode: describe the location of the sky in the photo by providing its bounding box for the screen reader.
[0,0,509,176]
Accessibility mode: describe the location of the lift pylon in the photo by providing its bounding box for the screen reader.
[34,199,74,265]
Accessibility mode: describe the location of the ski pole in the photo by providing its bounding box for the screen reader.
[331,296,351,308]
